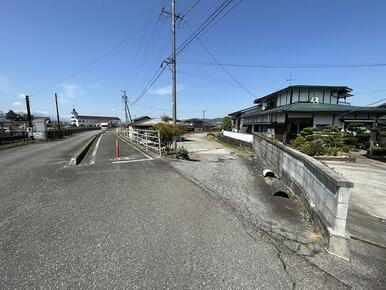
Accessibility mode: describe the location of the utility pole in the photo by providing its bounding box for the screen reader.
[161,0,181,150]
[369,122,377,157]
[171,0,177,150]
[55,93,61,131]
[202,109,207,120]
[286,72,295,86]
[121,90,133,126]
[25,95,32,128]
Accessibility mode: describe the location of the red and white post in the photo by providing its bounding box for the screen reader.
[115,139,120,160]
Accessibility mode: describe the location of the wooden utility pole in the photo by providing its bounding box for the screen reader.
[25,95,32,128]
[121,90,132,125]
[55,93,61,131]
[369,122,377,157]
[171,0,177,150]
[161,0,181,150]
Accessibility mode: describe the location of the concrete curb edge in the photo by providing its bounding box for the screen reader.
[68,132,101,166]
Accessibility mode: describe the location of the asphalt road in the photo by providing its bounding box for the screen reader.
[0,131,383,288]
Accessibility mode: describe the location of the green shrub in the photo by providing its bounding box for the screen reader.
[343,133,357,146]
[154,122,186,150]
[168,146,189,159]
[372,147,386,156]
[292,138,325,156]
[221,116,232,131]
[356,132,371,148]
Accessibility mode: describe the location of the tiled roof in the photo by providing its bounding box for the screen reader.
[243,102,386,117]
[253,85,352,104]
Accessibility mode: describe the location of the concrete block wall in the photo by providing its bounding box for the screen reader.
[218,134,252,148]
[253,133,353,260]
[223,130,253,143]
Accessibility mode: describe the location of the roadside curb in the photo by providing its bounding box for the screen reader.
[68,132,102,166]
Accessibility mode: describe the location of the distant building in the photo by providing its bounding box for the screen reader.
[229,85,386,142]
[183,118,215,133]
[70,108,120,127]
[131,116,152,125]
[131,116,185,130]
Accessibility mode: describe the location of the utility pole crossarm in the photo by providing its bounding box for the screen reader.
[121,90,133,125]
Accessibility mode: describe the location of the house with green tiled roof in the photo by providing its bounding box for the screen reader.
[229,85,386,142]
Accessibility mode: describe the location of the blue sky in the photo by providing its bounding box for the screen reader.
[1,0,386,120]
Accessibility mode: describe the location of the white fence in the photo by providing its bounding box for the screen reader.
[223,130,253,143]
[116,127,162,156]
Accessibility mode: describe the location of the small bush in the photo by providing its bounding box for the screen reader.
[154,121,186,150]
[176,147,189,158]
[343,134,357,146]
[356,132,371,149]
[372,147,386,156]
[221,116,232,131]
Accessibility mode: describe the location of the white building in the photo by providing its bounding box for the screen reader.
[70,108,120,127]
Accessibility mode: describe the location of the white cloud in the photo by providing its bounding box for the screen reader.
[12,101,22,106]
[0,73,9,89]
[60,83,84,100]
[111,108,116,112]
[33,110,50,116]
[19,94,26,99]
[151,84,183,96]
[89,82,102,89]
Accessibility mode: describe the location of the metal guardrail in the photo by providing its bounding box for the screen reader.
[0,127,100,145]
[0,133,31,145]
[116,127,162,156]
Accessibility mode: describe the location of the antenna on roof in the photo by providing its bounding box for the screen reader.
[286,72,295,86]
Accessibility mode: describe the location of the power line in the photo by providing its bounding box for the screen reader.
[341,97,386,116]
[180,0,202,18]
[198,0,242,38]
[175,0,237,57]
[130,0,243,109]
[179,59,386,69]
[185,20,255,97]
[355,89,386,95]
[132,103,202,114]
[178,70,241,86]
[30,26,146,96]
[130,65,167,106]
[126,0,161,93]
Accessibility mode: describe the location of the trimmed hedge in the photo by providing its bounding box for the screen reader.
[372,147,386,156]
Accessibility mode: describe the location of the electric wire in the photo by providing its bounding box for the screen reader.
[30,25,146,96]
[179,60,386,69]
[185,19,255,97]
[131,0,243,107]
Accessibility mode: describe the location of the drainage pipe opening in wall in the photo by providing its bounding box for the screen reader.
[263,169,275,178]
[271,180,289,199]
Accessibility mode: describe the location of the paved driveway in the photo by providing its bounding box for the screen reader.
[325,158,386,219]
[325,157,386,247]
